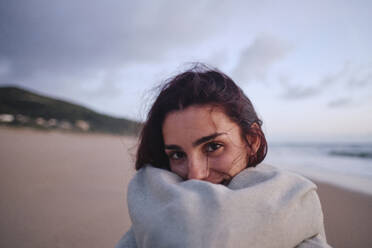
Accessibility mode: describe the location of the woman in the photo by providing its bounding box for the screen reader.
[116,65,330,248]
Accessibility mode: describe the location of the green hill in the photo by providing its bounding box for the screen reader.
[0,86,141,135]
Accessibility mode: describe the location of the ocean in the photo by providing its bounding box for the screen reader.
[264,142,372,195]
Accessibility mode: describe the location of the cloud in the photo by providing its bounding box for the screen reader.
[0,0,245,116]
[280,62,372,102]
[281,85,320,99]
[232,34,293,83]
[346,65,372,88]
[0,0,244,86]
[328,98,352,108]
[279,63,352,100]
[0,58,11,77]
[82,75,123,100]
[278,74,321,99]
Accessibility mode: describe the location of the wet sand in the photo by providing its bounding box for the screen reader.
[315,181,372,248]
[0,127,371,248]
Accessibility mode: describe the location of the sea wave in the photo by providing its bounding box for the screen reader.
[329,150,372,159]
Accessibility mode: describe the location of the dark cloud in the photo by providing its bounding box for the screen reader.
[347,67,372,88]
[328,98,352,108]
[233,35,292,83]
[0,0,249,117]
[279,63,352,100]
[279,63,372,102]
[280,85,320,99]
[278,74,322,99]
[0,0,236,86]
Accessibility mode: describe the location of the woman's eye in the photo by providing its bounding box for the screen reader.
[205,142,222,153]
[169,151,185,160]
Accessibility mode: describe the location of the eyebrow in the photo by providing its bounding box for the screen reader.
[164,132,225,150]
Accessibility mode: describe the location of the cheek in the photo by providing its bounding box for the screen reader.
[170,163,188,179]
[208,150,247,172]
[208,154,237,171]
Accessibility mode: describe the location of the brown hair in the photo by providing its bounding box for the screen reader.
[136,64,267,170]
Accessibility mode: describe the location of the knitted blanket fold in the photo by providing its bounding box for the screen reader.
[116,164,330,248]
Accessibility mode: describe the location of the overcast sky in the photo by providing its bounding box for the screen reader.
[1,0,371,142]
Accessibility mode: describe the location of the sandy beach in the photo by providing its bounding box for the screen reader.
[1,127,371,248]
[315,181,372,248]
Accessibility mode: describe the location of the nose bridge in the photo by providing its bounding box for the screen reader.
[187,153,208,180]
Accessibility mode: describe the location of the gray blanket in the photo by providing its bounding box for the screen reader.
[116,164,331,248]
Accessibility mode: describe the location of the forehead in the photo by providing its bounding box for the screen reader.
[162,105,239,144]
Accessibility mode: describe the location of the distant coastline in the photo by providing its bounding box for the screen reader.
[0,86,141,136]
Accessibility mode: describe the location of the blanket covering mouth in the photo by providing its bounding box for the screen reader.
[116,163,331,248]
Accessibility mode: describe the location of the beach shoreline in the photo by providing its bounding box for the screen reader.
[1,127,371,248]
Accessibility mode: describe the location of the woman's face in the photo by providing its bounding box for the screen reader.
[162,105,250,184]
